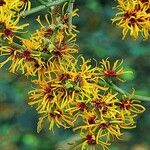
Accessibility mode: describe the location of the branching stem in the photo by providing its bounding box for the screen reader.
[1,38,150,102]
[99,80,150,101]
[67,0,75,33]
[20,0,69,18]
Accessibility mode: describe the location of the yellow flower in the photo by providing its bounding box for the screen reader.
[0,39,45,76]
[28,57,108,133]
[117,98,145,128]
[99,58,132,82]
[0,0,31,17]
[81,131,110,150]
[35,15,56,38]
[65,98,89,121]
[29,74,75,132]
[54,57,106,100]
[18,0,31,11]
[118,98,145,114]
[34,2,78,39]
[34,14,78,64]
[0,0,19,11]
[72,88,146,148]
[50,30,78,62]
[36,107,74,133]
[29,77,62,112]
[61,2,79,35]
[73,92,122,143]
[96,120,122,143]
[112,0,150,39]
[68,90,118,123]
[29,57,103,110]
[0,46,21,71]
[74,119,123,144]
[0,12,29,41]
[91,90,119,119]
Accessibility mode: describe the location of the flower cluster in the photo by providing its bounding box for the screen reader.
[0,1,146,150]
[28,55,145,150]
[0,3,78,77]
[112,0,150,39]
[0,0,32,73]
[0,0,30,41]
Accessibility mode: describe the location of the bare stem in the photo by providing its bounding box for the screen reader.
[57,135,83,150]
[20,0,69,18]
[67,0,75,33]
[99,80,150,101]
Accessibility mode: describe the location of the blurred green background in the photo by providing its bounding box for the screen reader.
[0,0,150,150]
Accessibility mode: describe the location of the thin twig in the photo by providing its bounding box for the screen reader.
[99,80,150,101]
[67,0,75,33]
[20,0,69,18]
[57,135,83,150]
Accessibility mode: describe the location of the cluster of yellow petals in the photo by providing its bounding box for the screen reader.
[0,4,79,77]
[0,1,146,150]
[112,0,150,39]
[99,58,133,82]
[28,57,145,149]
[71,90,145,150]
[0,0,30,41]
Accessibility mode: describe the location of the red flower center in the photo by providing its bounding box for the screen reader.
[44,87,52,94]
[77,102,88,111]
[44,28,53,38]
[50,111,62,119]
[105,69,117,77]
[4,28,13,37]
[124,11,136,20]
[140,0,149,3]
[44,86,54,99]
[34,62,40,68]
[84,135,96,145]
[118,99,132,110]
[75,76,82,83]
[53,51,62,58]
[99,123,110,129]
[62,15,69,24]
[60,73,71,82]
[55,42,66,51]
[93,100,106,109]
[22,50,31,60]
[0,0,6,6]
[87,116,95,124]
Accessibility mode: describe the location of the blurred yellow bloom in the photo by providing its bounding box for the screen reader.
[112,0,150,39]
